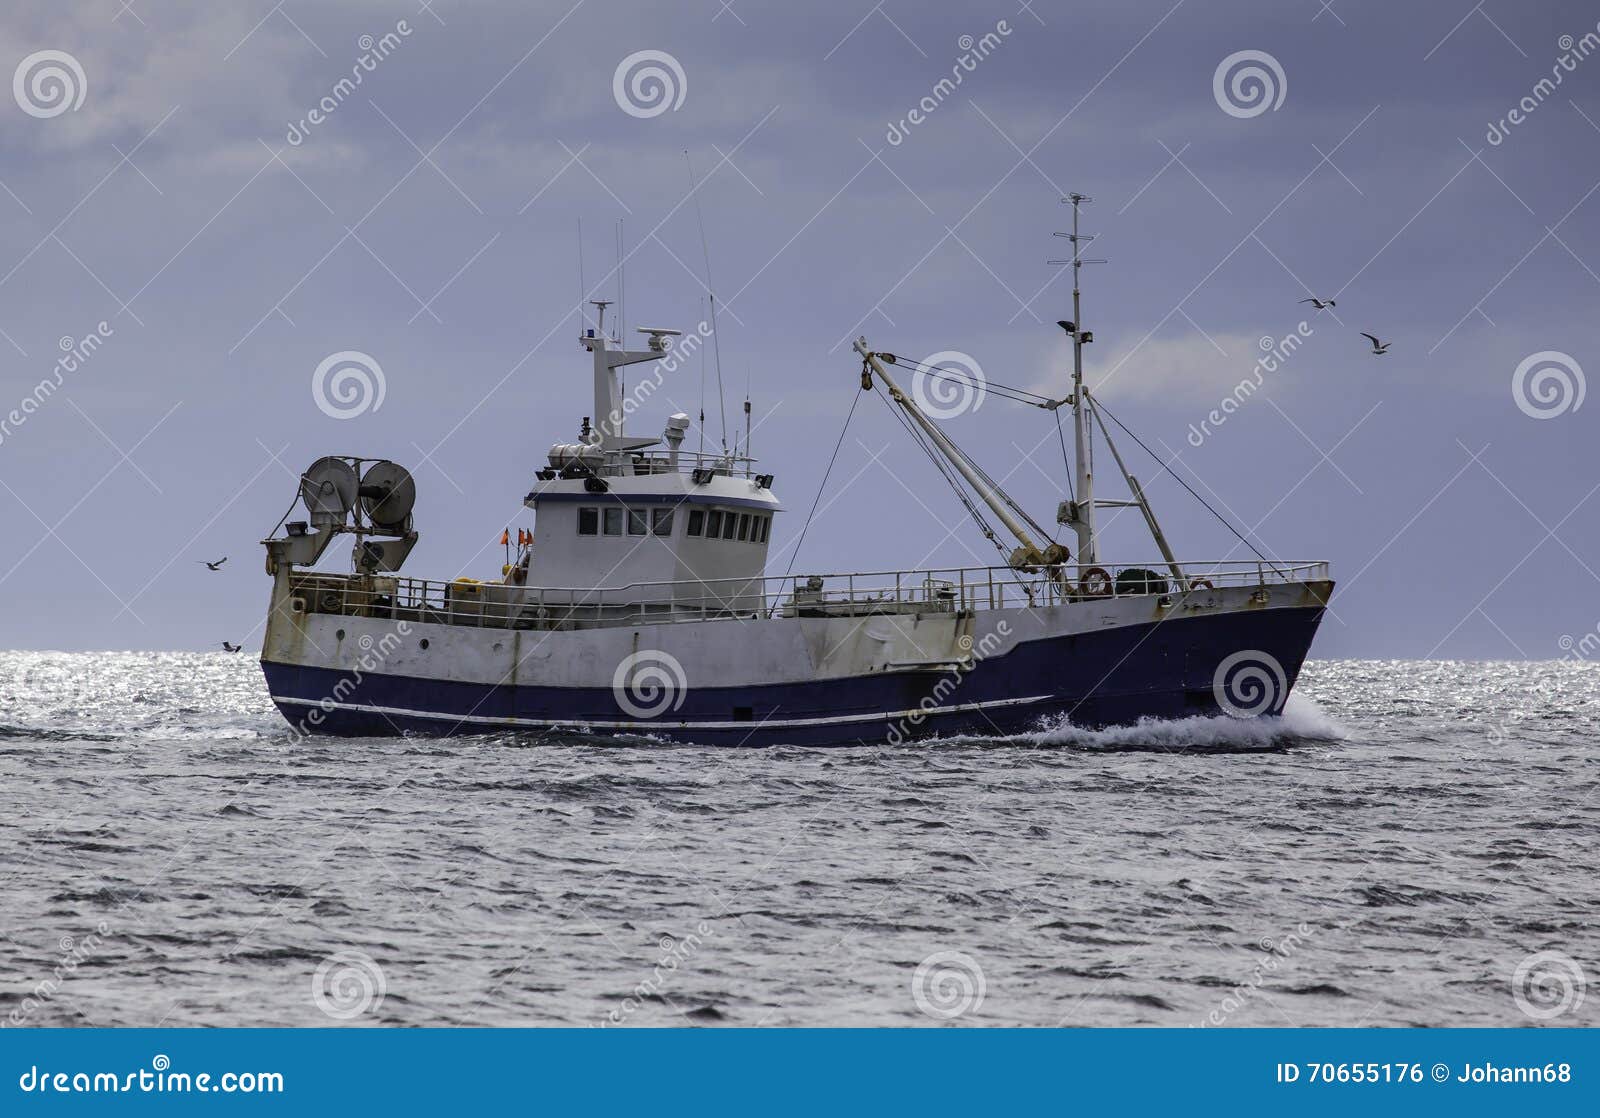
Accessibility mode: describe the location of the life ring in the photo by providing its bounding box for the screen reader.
[1189,578,1214,591]
[1078,566,1112,598]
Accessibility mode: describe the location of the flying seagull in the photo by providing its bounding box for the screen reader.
[1299,297,1336,309]
[1360,332,1390,355]
[200,557,227,571]
[221,641,242,652]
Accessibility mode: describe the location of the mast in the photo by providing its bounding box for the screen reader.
[1051,196,1185,587]
[584,300,677,466]
[1054,193,1100,565]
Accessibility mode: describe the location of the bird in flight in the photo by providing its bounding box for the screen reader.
[1360,332,1391,355]
[221,641,242,653]
[200,557,227,571]
[1299,297,1336,309]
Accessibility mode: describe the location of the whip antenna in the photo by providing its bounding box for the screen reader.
[685,151,729,456]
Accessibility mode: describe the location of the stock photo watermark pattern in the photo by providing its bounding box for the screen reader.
[1510,950,1587,1022]
[12,49,86,119]
[1212,49,1286,119]
[1186,323,1314,447]
[600,320,712,439]
[910,350,986,420]
[311,350,387,420]
[282,623,411,742]
[1212,650,1288,718]
[17,1056,283,1095]
[911,950,985,1021]
[1197,922,1315,1028]
[0,322,113,449]
[285,20,416,146]
[612,649,689,720]
[884,622,1010,746]
[1,0,1598,1060]
[311,950,387,1021]
[885,20,1013,147]
[612,50,687,119]
[1486,25,1600,146]
[601,922,716,1027]
[4,921,112,1028]
[1511,351,1584,420]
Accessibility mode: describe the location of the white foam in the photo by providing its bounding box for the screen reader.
[1011,693,1351,751]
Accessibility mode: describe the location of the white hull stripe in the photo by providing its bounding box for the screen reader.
[269,692,1056,732]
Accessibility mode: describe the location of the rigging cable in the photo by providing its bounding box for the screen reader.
[1055,408,1075,503]
[877,384,1001,552]
[685,152,729,456]
[773,388,863,610]
[885,356,1056,409]
[697,294,707,458]
[1090,393,1286,574]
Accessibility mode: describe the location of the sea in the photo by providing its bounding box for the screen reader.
[1,653,1595,1028]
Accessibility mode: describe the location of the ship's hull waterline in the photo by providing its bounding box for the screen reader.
[261,579,1332,747]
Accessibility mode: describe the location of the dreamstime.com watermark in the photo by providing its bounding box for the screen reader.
[885,21,1013,146]
[3,921,112,1027]
[912,949,986,1020]
[1212,649,1288,718]
[613,50,686,118]
[286,21,415,145]
[311,949,387,1020]
[1511,350,1583,420]
[883,621,1011,746]
[612,649,688,719]
[283,623,411,742]
[0,323,114,449]
[17,1056,283,1095]
[600,922,715,1026]
[1511,949,1586,1020]
[1187,323,1313,447]
[910,350,986,420]
[599,320,713,440]
[1213,49,1286,119]
[1195,922,1314,1026]
[312,350,386,419]
[12,49,86,118]
[1486,28,1600,146]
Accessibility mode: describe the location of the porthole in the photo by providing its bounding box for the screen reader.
[336,628,346,640]
[419,638,431,650]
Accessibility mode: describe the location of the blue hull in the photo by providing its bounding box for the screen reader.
[262,604,1327,746]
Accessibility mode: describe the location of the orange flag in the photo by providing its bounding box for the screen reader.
[499,529,509,546]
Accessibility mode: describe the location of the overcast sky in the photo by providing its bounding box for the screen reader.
[1,0,1597,658]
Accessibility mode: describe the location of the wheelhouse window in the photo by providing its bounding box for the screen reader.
[577,507,598,535]
[603,507,623,535]
[722,511,738,540]
[757,515,770,543]
[737,513,750,541]
[687,509,705,537]
[627,509,647,535]
[706,510,723,538]
[652,508,674,536]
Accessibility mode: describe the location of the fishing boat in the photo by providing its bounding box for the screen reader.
[259,198,1333,745]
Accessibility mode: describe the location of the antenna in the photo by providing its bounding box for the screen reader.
[698,294,707,459]
[615,219,625,342]
[591,299,611,337]
[577,218,587,331]
[685,151,729,456]
[1051,192,1105,565]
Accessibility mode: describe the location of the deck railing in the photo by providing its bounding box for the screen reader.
[285,561,1330,632]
